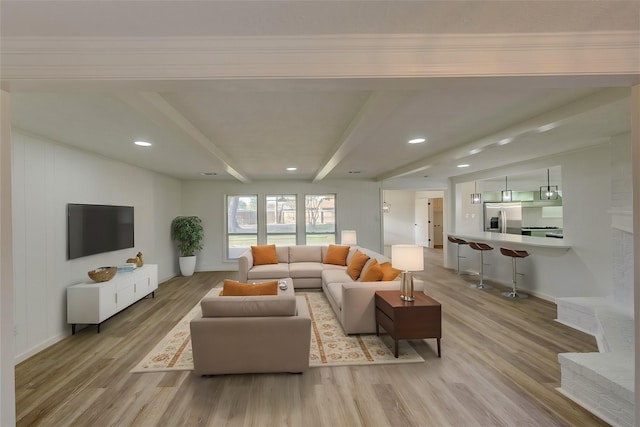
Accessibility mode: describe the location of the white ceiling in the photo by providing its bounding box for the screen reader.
[2,1,639,189]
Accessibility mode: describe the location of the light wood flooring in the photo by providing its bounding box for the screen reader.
[16,249,609,426]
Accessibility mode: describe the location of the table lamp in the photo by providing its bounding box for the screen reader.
[391,244,424,301]
[341,230,357,246]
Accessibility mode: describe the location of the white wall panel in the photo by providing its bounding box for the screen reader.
[153,175,182,281]
[382,190,415,248]
[12,130,181,362]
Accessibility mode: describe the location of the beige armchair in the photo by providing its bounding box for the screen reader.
[190,279,311,375]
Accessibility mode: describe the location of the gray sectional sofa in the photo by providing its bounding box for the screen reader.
[238,245,424,334]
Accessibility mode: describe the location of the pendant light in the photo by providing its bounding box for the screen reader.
[501,176,512,202]
[540,168,559,200]
[470,181,482,204]
[382,181,390,213]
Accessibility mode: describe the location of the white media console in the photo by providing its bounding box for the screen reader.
[67,264,158,334]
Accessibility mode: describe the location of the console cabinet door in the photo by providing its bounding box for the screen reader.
[67,281,117,324]
[116,275,137,310]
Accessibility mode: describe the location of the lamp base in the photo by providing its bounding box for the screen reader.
[400,272,415,301]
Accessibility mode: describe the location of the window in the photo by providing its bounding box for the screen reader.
[305,194,336,245]
[227,195,257,259]
[266,194,297,245]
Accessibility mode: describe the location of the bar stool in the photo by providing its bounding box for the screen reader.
[468,242,493,289]
[447,236,468,275]
[499,248,530,299]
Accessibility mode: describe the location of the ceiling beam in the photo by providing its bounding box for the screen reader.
[377,87,631,181]
[313,91,414,182]
[117,92,251,183]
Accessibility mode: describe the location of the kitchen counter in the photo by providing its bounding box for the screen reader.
[451,231,570,251]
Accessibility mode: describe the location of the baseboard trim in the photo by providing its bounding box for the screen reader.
[15,332,67,365]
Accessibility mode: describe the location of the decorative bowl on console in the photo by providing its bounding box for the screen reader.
[88,266,117,283]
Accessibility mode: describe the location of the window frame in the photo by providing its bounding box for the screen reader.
[225,194,258,260]
[265,194,297,246]
[304,193,337,245]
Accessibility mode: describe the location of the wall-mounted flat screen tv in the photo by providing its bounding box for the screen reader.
[67,204,134,260]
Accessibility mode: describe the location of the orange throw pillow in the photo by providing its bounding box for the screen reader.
[323,244,350,266]
[360,259,383,282]
[379,262,402,281]
[220,280,278,296]
[251,244,278,266]
[347,250,371,280]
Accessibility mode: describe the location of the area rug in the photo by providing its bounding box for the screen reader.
[130,291,423,373]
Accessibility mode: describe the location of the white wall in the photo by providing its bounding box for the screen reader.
[382,190,415,254]
[454,181,483,233]
[12,130,181,362]
[610,133,633,314]
[182,179,383,271]
[1,90,16,427]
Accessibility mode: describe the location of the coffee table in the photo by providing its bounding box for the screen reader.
[375,290,442,358]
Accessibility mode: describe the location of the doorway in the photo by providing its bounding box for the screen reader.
[429,198,444,248]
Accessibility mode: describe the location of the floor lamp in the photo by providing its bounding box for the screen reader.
[391,245,424,301]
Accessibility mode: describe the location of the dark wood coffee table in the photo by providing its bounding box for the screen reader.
[375,290,441,358]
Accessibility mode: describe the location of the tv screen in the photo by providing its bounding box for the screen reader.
[67,204,135,260]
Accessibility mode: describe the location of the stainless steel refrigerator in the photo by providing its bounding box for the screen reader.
[483,202,522,234]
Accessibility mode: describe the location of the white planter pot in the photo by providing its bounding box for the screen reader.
[179,256,197,277]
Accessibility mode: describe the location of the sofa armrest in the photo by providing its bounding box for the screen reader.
[340,279,425,334]
[237,249,253,282]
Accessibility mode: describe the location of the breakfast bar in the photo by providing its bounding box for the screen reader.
[446,232,573,300]
[451,231,570,253]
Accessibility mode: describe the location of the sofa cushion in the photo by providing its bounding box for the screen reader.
[326,282,344,309]
[200,283,296,317]
[220,280,278,296]
[251,244,278,265]
[247,263,290,280]
[276,246,290,263]
[322,269,352,286]
[289,245,322,263]
[360,259,383,282]
[289,262,323,278]
[323,244,350,266]
[379,262,402,281]
[347,250,370,280]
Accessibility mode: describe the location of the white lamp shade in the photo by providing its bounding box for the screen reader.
[341,230,357,245]
[391,244,424,271]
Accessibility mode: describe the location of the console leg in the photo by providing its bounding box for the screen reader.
[437,338,441,358]
[72,324,76,335]
[97,323,101,334]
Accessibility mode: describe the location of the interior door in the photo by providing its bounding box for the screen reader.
[431,198,444,247]
[414,197,430,247]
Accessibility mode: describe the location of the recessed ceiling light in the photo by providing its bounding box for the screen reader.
[134,140,152,147]
[286,167,297,171]
[457,164,470,168]
[498,137,513,145]
[469,148,482,155]
[408,138,426,144]
[537,123,557,133]
[200,172,217,176]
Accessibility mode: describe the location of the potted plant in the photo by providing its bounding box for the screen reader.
[171,216,204,276]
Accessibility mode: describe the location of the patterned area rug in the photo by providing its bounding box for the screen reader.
[130,291,423,373]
